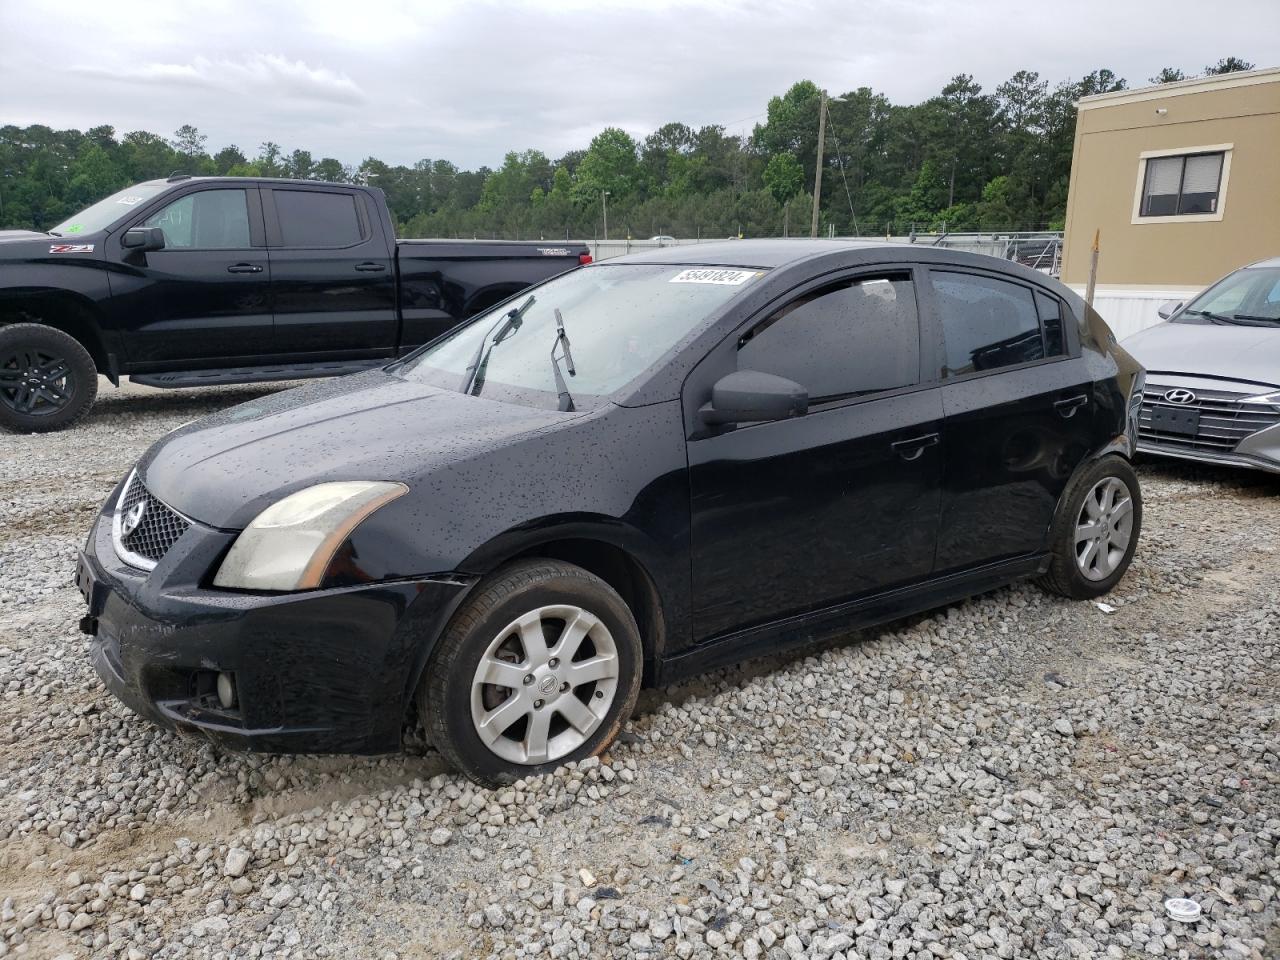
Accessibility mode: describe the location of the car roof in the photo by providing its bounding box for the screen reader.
[138,176,365,190]
[1247,256,1280,269]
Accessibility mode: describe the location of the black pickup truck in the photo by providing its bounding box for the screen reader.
[0,176,591,431]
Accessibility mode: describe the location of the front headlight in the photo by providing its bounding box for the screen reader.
[213,481,408,591]
[1242,389,1280,412]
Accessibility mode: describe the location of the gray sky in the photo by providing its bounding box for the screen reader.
[2,0,1274,169]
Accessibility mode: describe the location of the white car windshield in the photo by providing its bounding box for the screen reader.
[395,264,766,409]
[1179,266,1280,326]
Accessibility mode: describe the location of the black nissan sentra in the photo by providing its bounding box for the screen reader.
[77,240,1145,784]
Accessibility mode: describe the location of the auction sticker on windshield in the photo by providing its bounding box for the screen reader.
[669,268,759,285]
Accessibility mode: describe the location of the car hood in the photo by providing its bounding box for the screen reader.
[140,369,576,529]
[1123,321,1280,388]
[0,230,53,244]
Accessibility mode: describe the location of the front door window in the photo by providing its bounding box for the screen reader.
[142,190,251,249]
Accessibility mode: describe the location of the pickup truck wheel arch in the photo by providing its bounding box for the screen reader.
[0,293,111,379]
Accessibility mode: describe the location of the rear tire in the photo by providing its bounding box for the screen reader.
[0,323,97,433]
[1037,454,1142,599]
[418,559,643,786]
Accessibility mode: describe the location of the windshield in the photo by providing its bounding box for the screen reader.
[1178,266,1280,326]
[48,183,169,237]
[395,263,765,409]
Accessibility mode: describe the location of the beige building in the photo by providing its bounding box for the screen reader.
[1061,66,1280,338]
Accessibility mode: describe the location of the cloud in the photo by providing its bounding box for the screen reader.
[1,0,1274,169]
[76,54,365,105]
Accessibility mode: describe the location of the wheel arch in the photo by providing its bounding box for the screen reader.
[461,518,671,681]
[0,289,112,379]
[399,521,672,739]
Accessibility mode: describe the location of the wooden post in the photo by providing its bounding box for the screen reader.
[1085,229,1100,306]
[810,90,827,238]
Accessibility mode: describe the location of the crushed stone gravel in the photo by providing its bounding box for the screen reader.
[1,378,1277,960]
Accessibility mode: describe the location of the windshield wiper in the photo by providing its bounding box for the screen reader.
[551,307,576,412]
[1230,314,1280,324]
[1182,308,1239,325]
[459,295,535,395]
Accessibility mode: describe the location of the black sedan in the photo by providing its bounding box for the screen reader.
[76,240,1145,784]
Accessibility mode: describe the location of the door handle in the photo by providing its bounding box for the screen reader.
[354,262,387,272]
[891,432,940,461]
[226,263,263,274]
[1054,394,1089,418]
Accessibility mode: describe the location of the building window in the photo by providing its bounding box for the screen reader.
[1133,145,1232,223]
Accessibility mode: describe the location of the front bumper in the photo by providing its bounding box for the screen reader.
[76,507,473,754]
[1136,441,1280,475]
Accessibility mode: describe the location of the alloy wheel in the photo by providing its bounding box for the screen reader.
[0,347,75,417]
[1075,476,1134,581]
[469,604,620,765]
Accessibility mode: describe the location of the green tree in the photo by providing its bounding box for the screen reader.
[171,125,207,167]
[313,158,348,182]
[572,127,639,205]
[286,149,315,179]
[762,153,803,205]
[1150,67,1187,84]
[256,142,283,176]
[1204,56,1255,74]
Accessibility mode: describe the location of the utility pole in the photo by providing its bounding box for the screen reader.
[810,90,827,238]
[602,190,610,241]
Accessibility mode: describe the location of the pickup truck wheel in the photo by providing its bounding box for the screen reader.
[0,323,98,433]
[418,559,643,786]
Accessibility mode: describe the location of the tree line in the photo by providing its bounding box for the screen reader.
[0,57,1255,240]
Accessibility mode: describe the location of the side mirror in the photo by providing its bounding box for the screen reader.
[121,227,166,252]
[700,370,808,425]
[1157,300,1183,320]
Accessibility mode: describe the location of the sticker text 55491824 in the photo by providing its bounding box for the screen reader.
[669,268,759,285]
[49,244,95,254]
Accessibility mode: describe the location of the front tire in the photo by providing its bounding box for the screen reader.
[1038,454,1142,599]
[419,559,643,785]
[0,323,98,433]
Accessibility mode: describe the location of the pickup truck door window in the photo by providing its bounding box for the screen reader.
[265,188,397,360]
[687,272,944,641]
[928,269,1093,573]
[110,187,273,365]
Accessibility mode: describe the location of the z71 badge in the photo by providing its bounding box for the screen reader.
[49,244,95,254]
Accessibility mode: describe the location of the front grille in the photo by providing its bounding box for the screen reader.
[1139,386,1280,453]
[114,473,190,569]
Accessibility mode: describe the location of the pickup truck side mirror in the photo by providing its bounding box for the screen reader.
[1157,300,1183,320]
[121,227,166,252]
[700,370,808,425]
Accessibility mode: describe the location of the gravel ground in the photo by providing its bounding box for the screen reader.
[1,378,1277,960]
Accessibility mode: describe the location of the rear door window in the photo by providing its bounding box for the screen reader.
[932,271,1046,377]
[273,190,363,247]
[738,273,920,401]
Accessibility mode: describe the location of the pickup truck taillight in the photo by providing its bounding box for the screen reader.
[579,253,593,265]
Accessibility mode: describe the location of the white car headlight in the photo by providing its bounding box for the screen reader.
[213,481,408,591]
[1242,390,1280,412]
